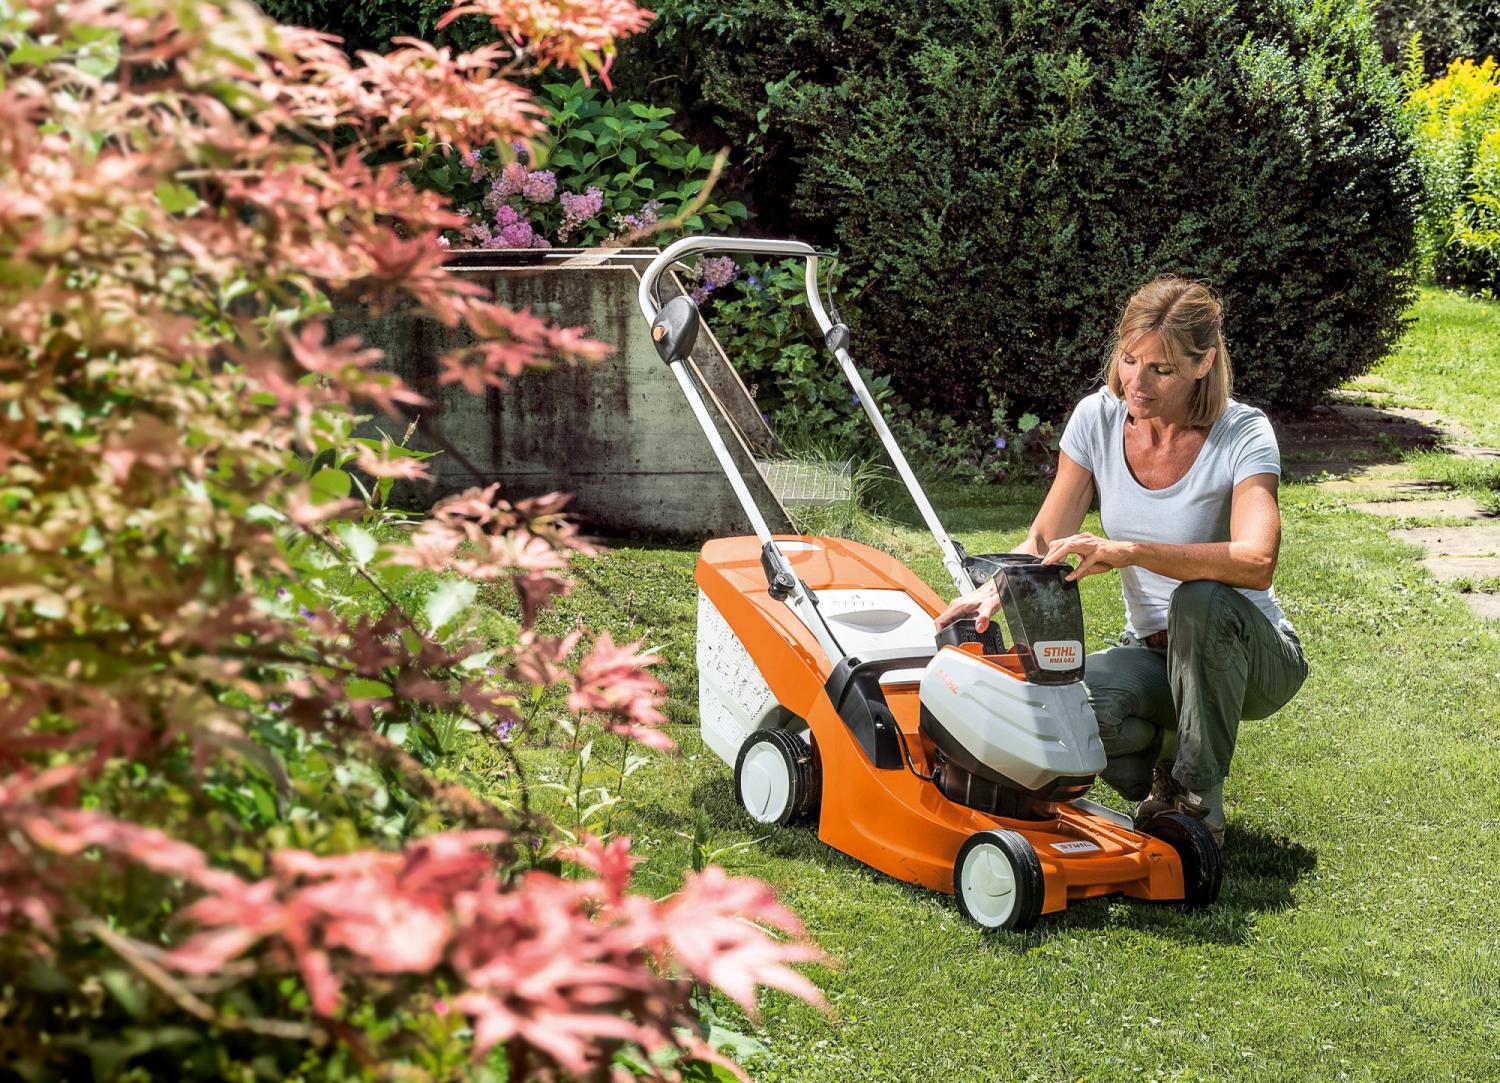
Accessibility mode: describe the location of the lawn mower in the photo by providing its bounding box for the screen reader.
[636,237,1221,930]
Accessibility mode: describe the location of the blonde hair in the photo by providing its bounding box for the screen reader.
[1105,275,1232,428]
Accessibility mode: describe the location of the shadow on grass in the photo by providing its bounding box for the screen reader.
[694,776,1318,948]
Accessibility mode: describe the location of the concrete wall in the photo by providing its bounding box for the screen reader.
[338,249,791,538]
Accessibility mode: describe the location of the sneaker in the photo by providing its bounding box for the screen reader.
[1173,783,1226,850]
[1132,763,1181,826]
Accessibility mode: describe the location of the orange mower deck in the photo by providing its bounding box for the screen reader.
[697,533,1187,916]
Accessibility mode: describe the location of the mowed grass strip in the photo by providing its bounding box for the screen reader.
[1366,285,1500,449]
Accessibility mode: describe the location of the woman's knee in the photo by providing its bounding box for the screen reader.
[1168,579,1239,636]
[1082,650,1159,755]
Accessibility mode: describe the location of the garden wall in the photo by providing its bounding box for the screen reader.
[338,248,793,538]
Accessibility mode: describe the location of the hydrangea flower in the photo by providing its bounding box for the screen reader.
[559,186,604,239]
[699,255,738,290]
[491,161,529,199]
[619,199,661,234]
[521,169,556,203]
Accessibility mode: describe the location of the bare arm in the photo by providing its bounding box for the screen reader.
[934,452,1095,630]
[1043,473,1282,590]
[1014,452,1095,556]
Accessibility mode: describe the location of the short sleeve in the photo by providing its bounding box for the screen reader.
[1059,389,1105,474]
[1230,409,1281,485]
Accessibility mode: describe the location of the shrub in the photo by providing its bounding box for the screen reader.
[1371,0,1500,75]
[0,1,822,1078]
[258,0,525,54]
[419,80,749,248]
[1404,49,1500,291]
[619,0,1421,419]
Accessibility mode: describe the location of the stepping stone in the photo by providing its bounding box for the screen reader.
[1459,593,1500,620]
[1448,445,1500,460]
[1421,556,1500,582]
[1350,497,1490,518]
[1390,523,1500,556]
[1318,477,1453,496]
[1384,406,1447,426]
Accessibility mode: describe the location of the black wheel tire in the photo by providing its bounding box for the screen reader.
[1142,810,1223,907]
[952,829,1045,932]
[733,729,818,826]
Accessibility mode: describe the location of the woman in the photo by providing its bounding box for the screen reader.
[935,276,1308,849]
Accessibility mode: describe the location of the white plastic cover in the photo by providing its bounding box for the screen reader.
[919,647,1105,790]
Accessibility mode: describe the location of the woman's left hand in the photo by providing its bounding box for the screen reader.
[1042,533,1133,581]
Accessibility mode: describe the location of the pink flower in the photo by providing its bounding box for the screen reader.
[521,169,556,203]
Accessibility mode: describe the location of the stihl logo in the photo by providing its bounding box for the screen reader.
[1035,639,1083,671]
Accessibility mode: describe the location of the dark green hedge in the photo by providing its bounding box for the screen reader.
[619,0,1421,418]
[254,0,499,54]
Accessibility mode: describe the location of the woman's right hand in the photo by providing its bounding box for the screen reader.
[934,579,1002,632]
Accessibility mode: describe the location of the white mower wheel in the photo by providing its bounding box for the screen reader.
[953,829,1045,932]
[733,729,818,827]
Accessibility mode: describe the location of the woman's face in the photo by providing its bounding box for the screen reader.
[1116,332,1213,425]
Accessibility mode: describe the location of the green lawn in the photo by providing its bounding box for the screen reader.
[522,288,1500,1081]
[1363,285,1500,448]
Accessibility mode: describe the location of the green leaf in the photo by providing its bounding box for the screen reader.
[310,467,352,503]
[334,522,378,566]
[345,678,392,699]
[1018,412,1040,433]
[154,181,199,215]
[100,970,146,1020]
[424,579,477,632]
[8,40,64,65]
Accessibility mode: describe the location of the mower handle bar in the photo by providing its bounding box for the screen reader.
[637,237,978,620]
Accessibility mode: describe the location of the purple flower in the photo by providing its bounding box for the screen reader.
[521,169,556,203]
[850,394,861,405]
[495,719,516,739]
[499,221,537,248]
[491,161,528,199]
[462,148,485,181]
[620,199,662,233]
[690,285,709,305]
[699,255,738,291]
[436,234,451,249]
[276,587,289,599]
[559,186,604,237]
[994,436,1007,450]
[747,273,762,290]
[510,139,530,163]
[298,606,314,621]
[495,205,521,228]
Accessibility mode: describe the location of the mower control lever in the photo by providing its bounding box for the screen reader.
[760,542,798,601]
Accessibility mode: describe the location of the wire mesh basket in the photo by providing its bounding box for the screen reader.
[757,458,853,506]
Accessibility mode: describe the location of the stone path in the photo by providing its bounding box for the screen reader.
[1289,394,1500,622]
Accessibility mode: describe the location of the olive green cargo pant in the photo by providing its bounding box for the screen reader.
[1082,580,1310,799]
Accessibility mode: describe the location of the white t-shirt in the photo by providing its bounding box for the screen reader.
[1058,387,1291,638]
